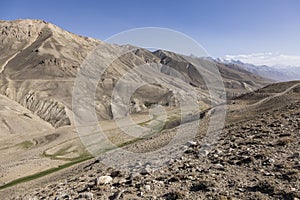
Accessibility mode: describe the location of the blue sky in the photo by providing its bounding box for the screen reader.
[1,0,300,63]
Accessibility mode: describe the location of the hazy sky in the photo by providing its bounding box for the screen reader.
[1,0,300,65]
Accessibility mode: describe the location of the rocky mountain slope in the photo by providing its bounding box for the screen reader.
[0,19,272,128]
[0,93,52,135]
[0,19,100,127]
[2,81,299,200]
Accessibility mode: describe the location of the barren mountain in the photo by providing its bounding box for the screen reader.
[0,19,278,198]
[0,19,271,128]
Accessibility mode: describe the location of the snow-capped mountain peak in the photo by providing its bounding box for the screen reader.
[216,56,300,81]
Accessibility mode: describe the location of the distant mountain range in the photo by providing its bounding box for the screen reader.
[215,57,300,81]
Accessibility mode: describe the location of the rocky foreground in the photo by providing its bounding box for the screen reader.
[3,82,298,200]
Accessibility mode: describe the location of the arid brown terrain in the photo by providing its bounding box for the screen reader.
[1,81,298,200]
[0,19,299,200]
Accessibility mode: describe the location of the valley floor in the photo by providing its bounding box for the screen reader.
[0,81,299,199]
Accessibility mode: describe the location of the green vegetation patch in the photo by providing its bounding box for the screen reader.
[0,156,92,190]
[19,140,34,149]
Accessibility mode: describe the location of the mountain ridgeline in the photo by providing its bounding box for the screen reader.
[0,19,272,128]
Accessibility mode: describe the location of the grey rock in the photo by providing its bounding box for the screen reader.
[95,175,113,185]
[78,192,93,200]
